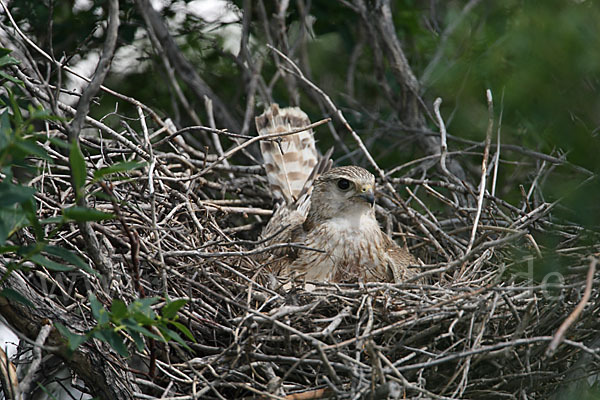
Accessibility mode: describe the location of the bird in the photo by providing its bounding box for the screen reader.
[256,104,416,283]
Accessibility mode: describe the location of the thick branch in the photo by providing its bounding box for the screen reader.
[0,270,137,399]
[69,0,119,139]
[135,0,241,132]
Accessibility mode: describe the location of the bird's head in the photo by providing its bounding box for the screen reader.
[306,166,376,224]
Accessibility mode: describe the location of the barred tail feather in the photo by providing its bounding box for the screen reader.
[256,104,319,204]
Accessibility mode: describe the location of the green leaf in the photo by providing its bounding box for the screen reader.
[0,287,34,307]
[0,55,20,68]
[0,71,22,85]
[43,245,97,276]
[0,182,36,206]
[22,197,42,240]
[0,111,10,151]
[131,312,156,326]
[0,219,9,245]
[0,245,19,254]
[110,299,128,320]
[123,318,161,341]
[69,141,86,199]
[7,90,22,126]
[38,216,64,225]
[135,297,160,310]
[30,254,74,272]
[0,109,11,143]
[0,47,13,58]
[16,244,38,256]
[15,140,50,161]
[63,206,114,222]
[90,293,109,325]
[128,329,145,351]
[55,323,88,352]
[161,299,187,320]
[130,297,159,316]
[93,161,146,180]
[93,329,128,357]
[0,207,27,244]
[46,136,69,149]
[170,321,195,342]
[28,106,55,121]
[159,326,191,351]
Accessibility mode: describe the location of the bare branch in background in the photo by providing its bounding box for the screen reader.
[421,0,483,86]
[347,0,468,181]
[135,0,241,132]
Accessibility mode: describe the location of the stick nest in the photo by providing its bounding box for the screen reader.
[18,116,600,399]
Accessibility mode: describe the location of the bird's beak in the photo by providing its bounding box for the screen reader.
[359,186,375,206]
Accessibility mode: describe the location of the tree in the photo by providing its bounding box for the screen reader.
[1,1,599,398]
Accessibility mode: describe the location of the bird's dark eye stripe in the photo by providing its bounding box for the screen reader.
[337,178,351,191]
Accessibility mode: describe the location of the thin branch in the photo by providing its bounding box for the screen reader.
[163,241,325,259]
[491,89,504,197]
[18,323,52,396]
[546,257,597,356]
[465,90,493,254]
[68,0,119,139]
[421,0,483,86]
[199,117,330,176]
[433,97,464,188]
[134,0,240,131]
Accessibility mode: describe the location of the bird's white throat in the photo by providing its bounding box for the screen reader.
[327,210,379,234]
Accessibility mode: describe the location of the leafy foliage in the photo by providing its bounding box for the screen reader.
[0,55,105,303]
[0,48,170,360]
[56,294,192,357]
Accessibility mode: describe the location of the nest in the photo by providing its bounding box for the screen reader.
[7,101,599,399]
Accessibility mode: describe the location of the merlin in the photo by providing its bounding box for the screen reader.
[257,104,416,283]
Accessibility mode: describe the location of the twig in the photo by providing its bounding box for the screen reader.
[421,0,483,85]
[153,126,252,148]
[198,118,330,176]
[546,257,597,356]
[465,90,494,255]
[68,0,119,138]
[433,98,463,187]
[162,242,325,258]
[491,88,504,197]
[204,96,228,167]
[18,323,52,396]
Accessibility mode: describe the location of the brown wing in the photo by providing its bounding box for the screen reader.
[383,235,418,283]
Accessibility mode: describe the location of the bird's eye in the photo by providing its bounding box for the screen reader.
[337,178,351,191]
